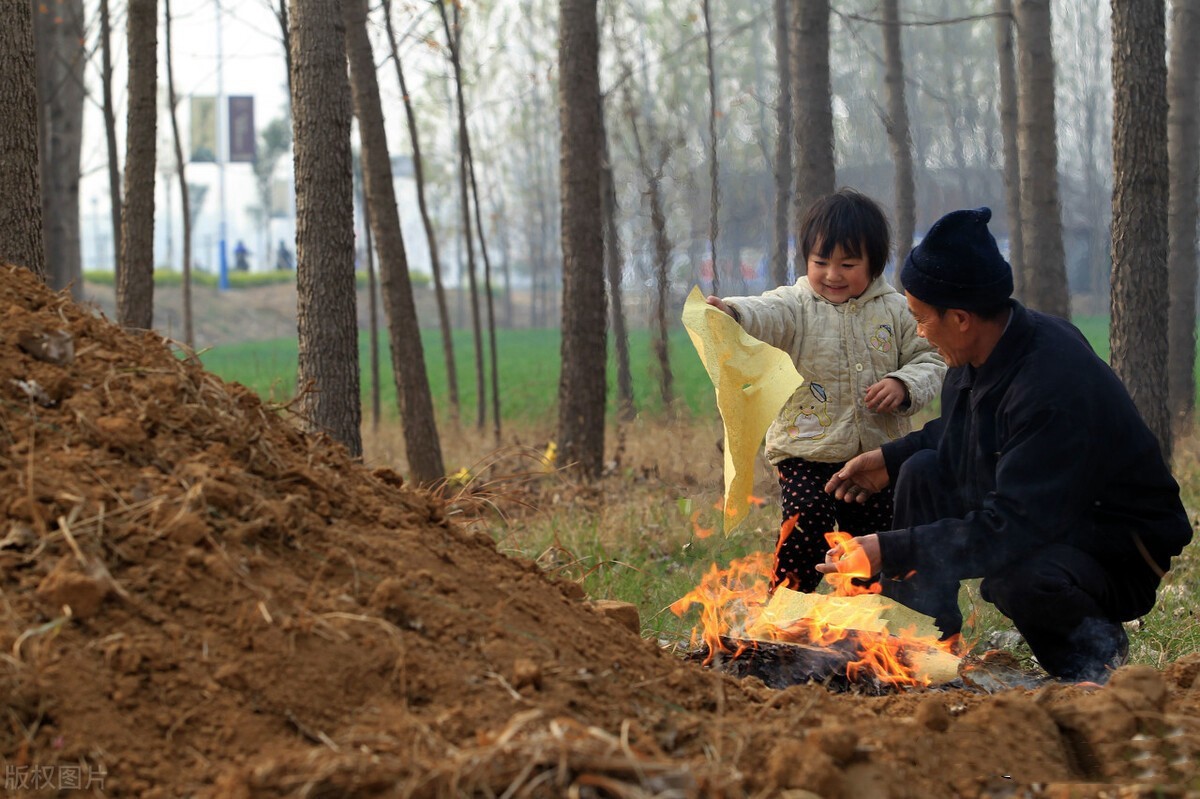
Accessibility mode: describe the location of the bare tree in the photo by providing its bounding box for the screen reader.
[164,0,194,347]
[881,0,915,282]
[1014,0,1068,317]
[600,114,634,422]
[353,153,381,431]
[467,148,502,443]
[1111,0,1171,459]
[289,0,362,457]
[1167,0,1200,433]
[558,0,606,479]
[994,0,1023,299]
[772,0,792,288]
[792,0,835,250]
[438,1,487,431]
[345,0,444,482]
[33,0,85,295]
[0,0,45,279]
[99,0,122,277]
[382,0,459,422]
[116,0,157,330]
[702,0,721,295]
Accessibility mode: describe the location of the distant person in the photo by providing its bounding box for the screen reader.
[233,240,250,272]
[819,207,1193,683]
[706,188,946,592]
[276,239,294,271]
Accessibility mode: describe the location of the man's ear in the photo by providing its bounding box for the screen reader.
[949,309,973,331]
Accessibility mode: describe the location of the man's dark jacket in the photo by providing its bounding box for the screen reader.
[877,301,1192,594]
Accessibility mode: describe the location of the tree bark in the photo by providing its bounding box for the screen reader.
[164,0,194,347]
[994,0,1023,300]
[881,0,914,285]
[1014,0,1069,317]
[381,0,459,422]
[289,0,362,458]
[344,0,444,481]
[1111,0,1171,460]
[558,0,607,479]
[791,0,835,248]
[1167,0,1200,433]
[772,0,792,288]
[32,0,85,295]
[116,0,157,330]
[99,0,121,278]
[0,0,45,278]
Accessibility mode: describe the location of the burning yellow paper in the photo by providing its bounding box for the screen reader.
[682,286,804,533]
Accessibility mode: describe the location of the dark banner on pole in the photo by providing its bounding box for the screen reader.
[228,96,256,162]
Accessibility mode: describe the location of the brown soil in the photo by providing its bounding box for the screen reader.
[2,263,1199,798]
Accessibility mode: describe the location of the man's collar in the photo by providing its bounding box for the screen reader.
[970,300,1033,402]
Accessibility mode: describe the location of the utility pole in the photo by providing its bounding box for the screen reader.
[216,0,229,289]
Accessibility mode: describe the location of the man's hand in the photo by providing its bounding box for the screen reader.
[815,533,882,577]
[865,377,909,413]
[825,448,889,503]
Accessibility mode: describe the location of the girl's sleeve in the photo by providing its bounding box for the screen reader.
[724,284,803,353]
[884,305,946,416]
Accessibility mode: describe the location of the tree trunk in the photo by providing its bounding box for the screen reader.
[791,0,835,246]
[439,2,487,431]
[558,0,607,479]
[702,0,721,296]
[289,0,362,458]
[116,0,157,330]
[99,0,121,278]
[772,0,792,288]
[381,0,458,422]
[1167,0,1200,433]
[467,148,502,444]
[881,0,914,284]
[601,124,634,422]
[0,0,45,278]
[274,0,293,100]
[1111,0,1171,460]
[356,160,380,433]
[33,0,85,295]
[1014,0,1069,317]
[164,0,194,347]
[343,0,444,480]
[994,0,1024,299]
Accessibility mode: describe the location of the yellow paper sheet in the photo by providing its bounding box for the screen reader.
[681,287,804,532]
[755,587,960,684]
[758,586,943,640]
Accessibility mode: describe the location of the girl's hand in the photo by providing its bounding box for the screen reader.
[865,377,908,413]
[705,296,735,318]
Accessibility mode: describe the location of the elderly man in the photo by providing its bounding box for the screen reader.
[818,207,1192,683]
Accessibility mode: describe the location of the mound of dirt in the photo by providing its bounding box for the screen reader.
[2,263,1200,798]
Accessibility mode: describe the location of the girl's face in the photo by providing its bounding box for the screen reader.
[806,240,871,304]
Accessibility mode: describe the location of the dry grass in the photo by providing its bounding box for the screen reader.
[362,412,1200,663]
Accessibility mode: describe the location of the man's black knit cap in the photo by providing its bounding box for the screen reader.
[901,207,1013,311]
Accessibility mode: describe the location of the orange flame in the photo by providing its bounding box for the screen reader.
[673,525,958,686]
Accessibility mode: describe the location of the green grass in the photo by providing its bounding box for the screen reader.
[198,326,718,422]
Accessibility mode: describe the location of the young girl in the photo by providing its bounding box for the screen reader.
[707,188,945,592]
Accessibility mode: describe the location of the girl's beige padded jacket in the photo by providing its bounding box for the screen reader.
[725,276,946,465]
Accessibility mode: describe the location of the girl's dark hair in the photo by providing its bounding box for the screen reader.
[798,188,892,279]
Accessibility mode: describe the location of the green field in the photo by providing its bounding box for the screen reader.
[198,326,720,422]
[197,315,1142,421]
